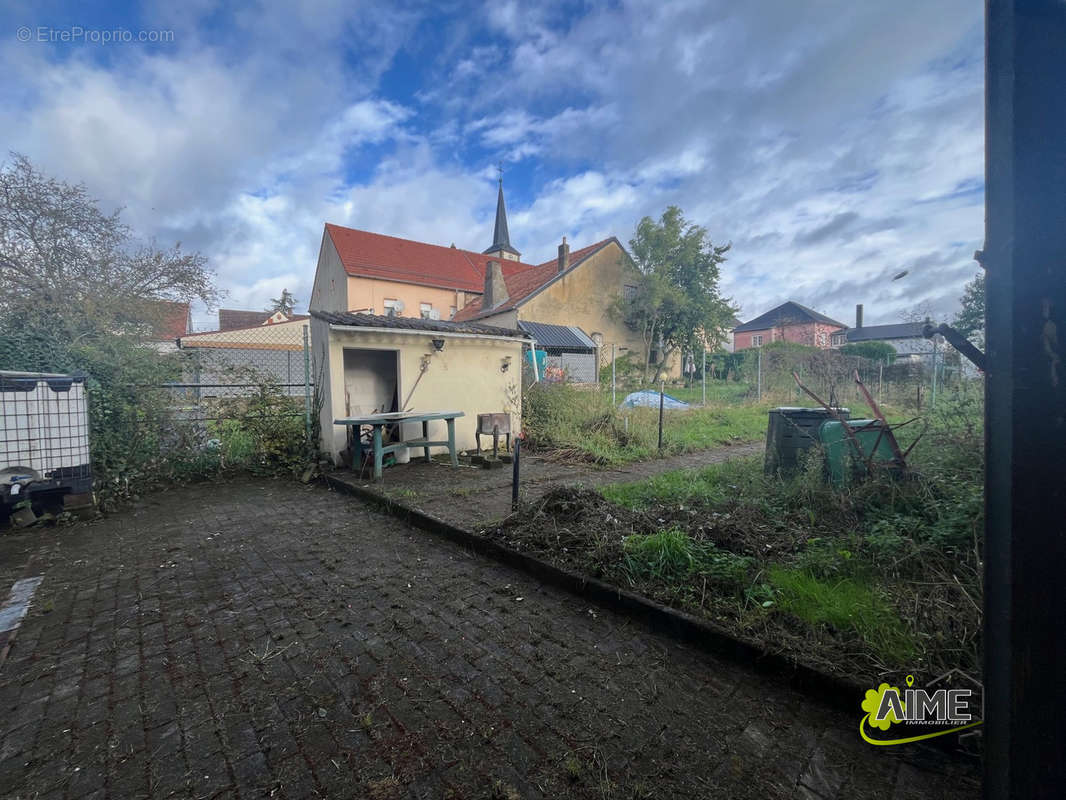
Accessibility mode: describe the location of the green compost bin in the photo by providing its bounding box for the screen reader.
[818,419,899,485]
[764,407,849,476]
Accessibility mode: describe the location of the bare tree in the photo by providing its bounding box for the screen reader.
[0,152,220,339]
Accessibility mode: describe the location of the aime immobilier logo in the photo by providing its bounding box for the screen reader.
[860,670,984,745]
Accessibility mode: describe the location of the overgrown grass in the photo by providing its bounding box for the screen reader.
[495,384,985,682]
[522,382,767,465]
[768,567,916,664]
[602,456,761,509]
[622,528,752,590]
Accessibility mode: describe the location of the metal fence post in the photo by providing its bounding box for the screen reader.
[757,347,762,402]
[702,349,707,405]
[930,340,938,410]
[302,324,312,440]
[511,437,520,510]
[611,343,616,407]
[658,381,665,451]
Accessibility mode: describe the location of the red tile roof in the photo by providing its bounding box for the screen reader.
[325,223,537,294]
[452,238,617,322]
[195,312,309,336]
[150,300,192,340]
[219,309,272,330]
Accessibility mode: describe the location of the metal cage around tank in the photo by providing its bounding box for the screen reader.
[1,371,93,503]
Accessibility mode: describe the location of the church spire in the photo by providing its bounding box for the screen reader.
[483,175,521,260]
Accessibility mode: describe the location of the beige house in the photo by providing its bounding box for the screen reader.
[309,183,529,321]
[452,235,648,365]
[311,311,527,465]
[309,180,666,371]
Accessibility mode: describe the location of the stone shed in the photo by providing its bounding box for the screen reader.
[310,311,529,465]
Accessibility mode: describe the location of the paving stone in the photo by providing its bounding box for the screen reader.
[0,478,980,799]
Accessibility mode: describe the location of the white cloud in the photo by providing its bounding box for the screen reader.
[0,0,986,330]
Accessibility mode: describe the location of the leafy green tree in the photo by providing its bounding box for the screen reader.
[617,206,737,382]
[266,289,298,316]
[953,272,985,344]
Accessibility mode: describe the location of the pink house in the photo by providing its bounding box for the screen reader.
[732,301,847,350]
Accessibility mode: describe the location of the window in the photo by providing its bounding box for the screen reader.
[752,334,764,347]
[624,284,638,302]
[420,302,433,319]
[383,298,400,316]
[831,332,846,347]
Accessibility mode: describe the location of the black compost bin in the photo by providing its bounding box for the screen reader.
[764,406,849,476]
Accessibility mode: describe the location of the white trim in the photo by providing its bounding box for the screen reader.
[326,322,530,344]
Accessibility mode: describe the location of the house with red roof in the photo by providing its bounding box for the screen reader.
[732,301,847,350]
[309,180,655,377]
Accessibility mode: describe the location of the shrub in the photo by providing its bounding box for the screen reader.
[840,341,897,363]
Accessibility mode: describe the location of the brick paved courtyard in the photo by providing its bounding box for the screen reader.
[0,479,979,799]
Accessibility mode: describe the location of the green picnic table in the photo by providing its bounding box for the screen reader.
[334,410,465,481]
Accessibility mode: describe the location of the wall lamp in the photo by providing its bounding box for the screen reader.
[431,338,446,352]
[501,355,513,372]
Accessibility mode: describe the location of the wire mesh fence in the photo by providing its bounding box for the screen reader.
[152,321,315,449]
[598,342,979,412]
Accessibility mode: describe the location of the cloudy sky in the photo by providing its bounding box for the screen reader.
[1,0,984,329]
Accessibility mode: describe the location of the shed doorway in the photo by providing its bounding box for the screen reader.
[342,348,399,418]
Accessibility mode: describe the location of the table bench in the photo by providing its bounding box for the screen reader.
[334,410,465,481]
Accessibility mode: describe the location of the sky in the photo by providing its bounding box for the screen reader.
[0,0,985,330]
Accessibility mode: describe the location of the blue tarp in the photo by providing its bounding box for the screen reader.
[619,390,690,410]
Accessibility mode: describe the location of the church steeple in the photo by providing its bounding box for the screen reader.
[483,177,521,260]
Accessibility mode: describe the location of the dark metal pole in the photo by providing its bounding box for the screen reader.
[658,381,665,451]
[511,437,520,510]
[985,2,1066,797]
[302,325,312,440]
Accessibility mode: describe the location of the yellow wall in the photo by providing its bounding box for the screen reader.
[345,276,476,321]
[519,243,643,356]
[479,241,681,378]
[312,318,524,464]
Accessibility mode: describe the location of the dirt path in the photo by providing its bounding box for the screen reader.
[0,479,977,798]
[333,440,766,531]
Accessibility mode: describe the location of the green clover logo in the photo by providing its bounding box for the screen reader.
[862,682,904,731]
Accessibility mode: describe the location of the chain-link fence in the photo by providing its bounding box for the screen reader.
[157,321,315,452]
[598,342,979,411]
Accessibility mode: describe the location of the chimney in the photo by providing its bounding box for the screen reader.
[557,236,570,273]
[483,260,508,310]
[855,303,864,329]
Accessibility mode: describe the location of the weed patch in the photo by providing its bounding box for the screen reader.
[768,567,915,664]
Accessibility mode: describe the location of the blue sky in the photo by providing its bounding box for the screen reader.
[1,0,985,329]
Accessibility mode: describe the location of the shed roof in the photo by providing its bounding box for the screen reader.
[311,310,528,338]
[845,322,926,342]
[518,321,596,351]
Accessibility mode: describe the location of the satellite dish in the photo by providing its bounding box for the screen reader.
[393,299,406,313]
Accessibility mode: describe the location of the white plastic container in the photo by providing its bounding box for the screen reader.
[1,371,92,501]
